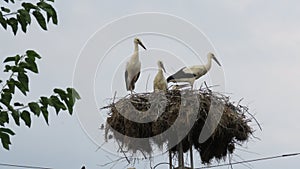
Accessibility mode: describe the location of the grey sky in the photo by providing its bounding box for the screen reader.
[1,0,300,168]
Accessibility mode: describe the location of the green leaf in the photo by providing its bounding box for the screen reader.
[41,106,49,125]
[32,10,47,30]
[22,2,38,12]
[3,0,15,3]
[0,92,12,107]
[64,100,73,115]
[17,14,27,33]
[4,65,11,72]
[46,0,55,2]
[0,128,15,135]
[0,12,7,29]
[54,88,67,100]
[7,18,18,35]
[28,102,40,116]
[0,128,15,150]
[37,2,51,14]
[1,7,10,13]
[4,55,21,64]
[50,95,66,114]
[20,110,31,127]
[3,56,16,63]
[47,8,58,25]
[67,88,81,100]
[37,1,57,24]
[15,55,21,65]
[40,96,49,106]
[19,61,38,74]
[19,56,39,73]
[7,80,15,94]
[15,81,27,95]
[11,110,20,126]
[0,132,11,150]
[17,72,29,92]
[25,57,39,73]
[54,88,78,114]
[26,50,41,59]
[0,111,9,126]
[11,66,24,73]
[28,62,38,72]
[18,9,31,24]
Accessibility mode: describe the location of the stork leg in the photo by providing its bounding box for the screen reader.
[178,142,184,169]
[190,141,194,168]
[190,146,194,169]
[169,150,172,169]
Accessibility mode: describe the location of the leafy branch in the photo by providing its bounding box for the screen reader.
[0,50,80,150]
[1,0,80,151]
[0,0,57,35]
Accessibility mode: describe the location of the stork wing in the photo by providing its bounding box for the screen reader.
[189,65,208,79]
[125,69,129,90]
[130,71,140,90]
[167,67,197,82]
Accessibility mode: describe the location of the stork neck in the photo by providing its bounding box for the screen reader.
[205,56,212,71]
[158,69,163,74]
[134,43,139,52]
[131,43,140,61]
[131,52,139,62]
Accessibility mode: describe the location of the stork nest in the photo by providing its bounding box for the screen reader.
[102,89,255,164]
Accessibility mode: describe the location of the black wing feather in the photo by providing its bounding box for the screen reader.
[167,67,196,82]
[130,71,140,90]
[125,70,129,90]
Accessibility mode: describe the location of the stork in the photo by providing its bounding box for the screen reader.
[153,60,167,92]
[167,52,221,89]
[125,38,147,93]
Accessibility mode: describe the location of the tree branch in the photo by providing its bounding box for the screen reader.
[2,12,18,17]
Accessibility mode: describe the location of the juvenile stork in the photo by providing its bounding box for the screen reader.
[125,38,147,93]
[167,52,221,89]
[153,60,167,92]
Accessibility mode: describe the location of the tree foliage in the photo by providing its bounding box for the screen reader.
[0,0,80,150]
[1,0,57,34]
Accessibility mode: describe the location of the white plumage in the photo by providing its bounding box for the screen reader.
[153,60,167,92]
[167,52,221,89]
[125,38,146,93]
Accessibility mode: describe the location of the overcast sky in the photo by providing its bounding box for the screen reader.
[1,1,300,169]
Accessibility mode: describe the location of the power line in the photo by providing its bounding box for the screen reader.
[2,152,298,169]
[0,162,53,169]
[198,152,300,168]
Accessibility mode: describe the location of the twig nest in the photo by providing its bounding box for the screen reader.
[104,89,254,164]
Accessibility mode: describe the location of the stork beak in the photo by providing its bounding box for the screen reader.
[162,64,166,73]
[213,57,221,66]
[138,41,147,50]
[159,61,166,73]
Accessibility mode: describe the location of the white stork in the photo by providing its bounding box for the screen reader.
[153,60,167,92]
[125,38,147,93]
[167,52,221,89]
